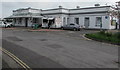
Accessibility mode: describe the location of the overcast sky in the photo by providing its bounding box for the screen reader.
[0,0,120,18]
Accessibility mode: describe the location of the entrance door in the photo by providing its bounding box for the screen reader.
[25,18,28,27]
[84,17,89,28]
[75,18,79,24]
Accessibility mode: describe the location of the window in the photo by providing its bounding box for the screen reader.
[84,17,90,26]
[33,18,38,23]
[63,17,66,23]
[96,17,102,27]
[75,18,79,24]
[63,17,66,25]
[70,24,75,25]
[43,19,48,23]
[18,18,22,24]
[67,18,69,24]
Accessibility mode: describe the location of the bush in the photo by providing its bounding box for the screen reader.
[99,30,105,35]
[99,30,112,37]
[105,32,112,37]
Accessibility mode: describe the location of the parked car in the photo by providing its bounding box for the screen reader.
[61,23,81,31]
[0,21,12,28]
[6,22,14,27]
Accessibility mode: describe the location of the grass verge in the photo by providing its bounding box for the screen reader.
[85,31,120,46]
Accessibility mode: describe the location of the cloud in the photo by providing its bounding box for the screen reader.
[0,0,118,18]
[1,0,119,2]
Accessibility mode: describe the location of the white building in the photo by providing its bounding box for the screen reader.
[5,5,118,29]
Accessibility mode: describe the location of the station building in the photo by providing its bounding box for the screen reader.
[5,5,118,29]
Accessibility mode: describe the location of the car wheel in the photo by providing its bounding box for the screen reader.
[7,26,10,28]
[73,28,76,31]
[11,24,13,27]
[61,27,64,30]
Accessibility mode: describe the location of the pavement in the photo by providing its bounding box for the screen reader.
[29,29,64,32]
[1,28,119,69]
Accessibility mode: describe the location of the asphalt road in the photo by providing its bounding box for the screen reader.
[1,28,119,69]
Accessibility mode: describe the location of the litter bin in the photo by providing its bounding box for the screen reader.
[33,24,39,29]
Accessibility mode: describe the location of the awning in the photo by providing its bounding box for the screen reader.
[48,18,54,20]
[42,17,48,19]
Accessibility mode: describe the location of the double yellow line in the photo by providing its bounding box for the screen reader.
[0,47,32,70]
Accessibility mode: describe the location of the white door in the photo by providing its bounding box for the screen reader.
[84,17,89,28]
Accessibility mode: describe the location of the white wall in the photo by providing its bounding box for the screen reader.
[79,16,84,26]
[102,16,110,29]
[29,9,40,13]
[68,13,114,29]
[42,9,61,14]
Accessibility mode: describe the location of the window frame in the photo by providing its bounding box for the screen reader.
[95,17,102,27]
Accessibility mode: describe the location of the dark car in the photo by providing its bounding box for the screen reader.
[61,23,81,31]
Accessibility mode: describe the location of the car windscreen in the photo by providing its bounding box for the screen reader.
[70,24,75,25]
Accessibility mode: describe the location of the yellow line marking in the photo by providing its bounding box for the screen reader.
[0,47,32,70]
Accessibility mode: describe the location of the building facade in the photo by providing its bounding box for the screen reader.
[5,6,118,29]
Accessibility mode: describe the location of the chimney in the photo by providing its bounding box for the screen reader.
[94,4,100,7]
[76,6,80,9]
[28,7,31,9]
[59,6,62,8]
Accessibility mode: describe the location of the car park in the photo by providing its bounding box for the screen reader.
[61,23,81,31]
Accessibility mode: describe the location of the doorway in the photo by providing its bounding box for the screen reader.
[84,17,90,28]
[75,18,79,24]
[25,18,28,27]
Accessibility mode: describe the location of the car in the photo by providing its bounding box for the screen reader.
[6,22,14,27]
[61,23,81,31]
[0,21,12,28]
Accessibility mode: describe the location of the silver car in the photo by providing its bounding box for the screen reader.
[61,23,81,31]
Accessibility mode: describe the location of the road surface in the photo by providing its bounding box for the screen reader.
[1,28,119,69]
